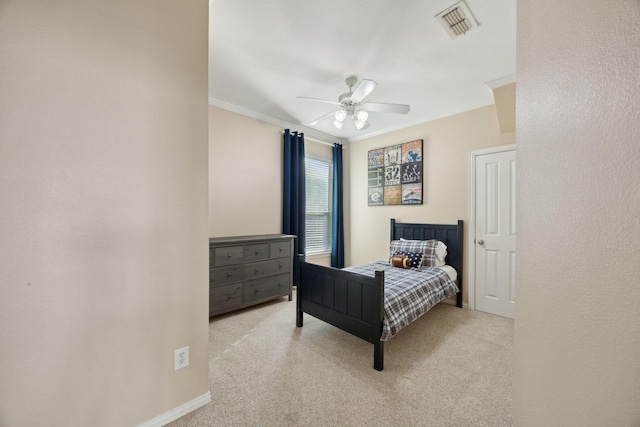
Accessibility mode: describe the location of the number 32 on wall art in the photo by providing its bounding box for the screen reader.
[368,139,423,206]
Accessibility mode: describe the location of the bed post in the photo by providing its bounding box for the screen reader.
[456,220,464,308]
[374,269,385,371]
[296,254,305,327]
[390,218,396,241]
[374,340,384,371]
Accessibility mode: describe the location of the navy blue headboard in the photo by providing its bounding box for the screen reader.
[390,218,464,307]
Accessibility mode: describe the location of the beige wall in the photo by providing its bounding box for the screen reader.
[209,107,284,237]
[348,105,507,304]
[493,83,516,145]
[514,0,640,425]
[0,2,209,426]
[208,106,352,265]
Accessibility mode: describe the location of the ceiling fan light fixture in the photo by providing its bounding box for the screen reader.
[299,76,410,132]
[355,110,368,122]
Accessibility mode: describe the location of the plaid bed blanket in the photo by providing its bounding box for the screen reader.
[343,261,459,341]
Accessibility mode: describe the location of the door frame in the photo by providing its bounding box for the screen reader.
[467,144,516,311]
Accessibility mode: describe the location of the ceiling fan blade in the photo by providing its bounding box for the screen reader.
[297,96,342,106]
[350,79,377,102]
[308,110,340,126]
[364,102,410,114]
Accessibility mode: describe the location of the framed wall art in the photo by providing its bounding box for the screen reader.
[368,139,423,206]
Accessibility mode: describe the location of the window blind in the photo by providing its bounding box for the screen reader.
[305,157,333,255]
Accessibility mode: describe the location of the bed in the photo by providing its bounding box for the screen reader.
[295,219,463,371]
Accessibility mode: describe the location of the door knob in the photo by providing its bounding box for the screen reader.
[477,239,485,245]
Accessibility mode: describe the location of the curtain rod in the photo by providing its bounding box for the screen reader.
[281,130,342,148]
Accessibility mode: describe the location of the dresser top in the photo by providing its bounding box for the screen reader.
[209,234,295,244]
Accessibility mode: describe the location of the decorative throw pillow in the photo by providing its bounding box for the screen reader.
[390,254,411,268]
[390,251,424,269]
[390,239,440,267]
[400,238,447,267]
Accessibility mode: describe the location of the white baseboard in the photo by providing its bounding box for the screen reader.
[138,391,212,427]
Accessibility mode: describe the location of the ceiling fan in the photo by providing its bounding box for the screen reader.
[297,76,410,130]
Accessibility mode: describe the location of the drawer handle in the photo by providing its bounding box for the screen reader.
[279,263,283,268]
[226,272,232,277]
[255,268,260,273]
[226,253,232,258]
[255,250,260,255]
[278,247,283,252]
[254,289,259,295]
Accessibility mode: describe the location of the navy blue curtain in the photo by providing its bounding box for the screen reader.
[331,143,345,268]
[282,129,306,281]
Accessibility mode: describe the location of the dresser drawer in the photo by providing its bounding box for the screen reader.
[244,274,290,304]
[210,265,243,287]
[212,245,243,266]
[244,243,269,262]
[269,241,291,258]
[244,258,290,280]
[209,283,242,314]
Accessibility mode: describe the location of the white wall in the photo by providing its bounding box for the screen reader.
[0,2,209,426]
[514,0,640,425]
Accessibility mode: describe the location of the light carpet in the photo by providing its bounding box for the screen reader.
[168,291,513,426]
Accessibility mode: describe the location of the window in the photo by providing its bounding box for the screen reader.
[305,157,332,255]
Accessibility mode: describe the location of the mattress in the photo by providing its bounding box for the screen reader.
[344,261,459,340]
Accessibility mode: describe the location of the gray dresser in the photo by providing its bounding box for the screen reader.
[208,234,295,316]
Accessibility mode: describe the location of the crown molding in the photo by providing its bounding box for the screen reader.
[208,97,347,144]
[209,97,495,144]
[347,100,494,142]
[484,74,516,90]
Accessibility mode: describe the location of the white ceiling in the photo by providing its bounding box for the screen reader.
[208,0,516,143]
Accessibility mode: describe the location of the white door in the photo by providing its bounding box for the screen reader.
[474,148,516,319]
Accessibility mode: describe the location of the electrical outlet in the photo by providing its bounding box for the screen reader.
[174,346,189,370]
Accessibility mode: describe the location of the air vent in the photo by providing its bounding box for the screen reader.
[435,1,478,39]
